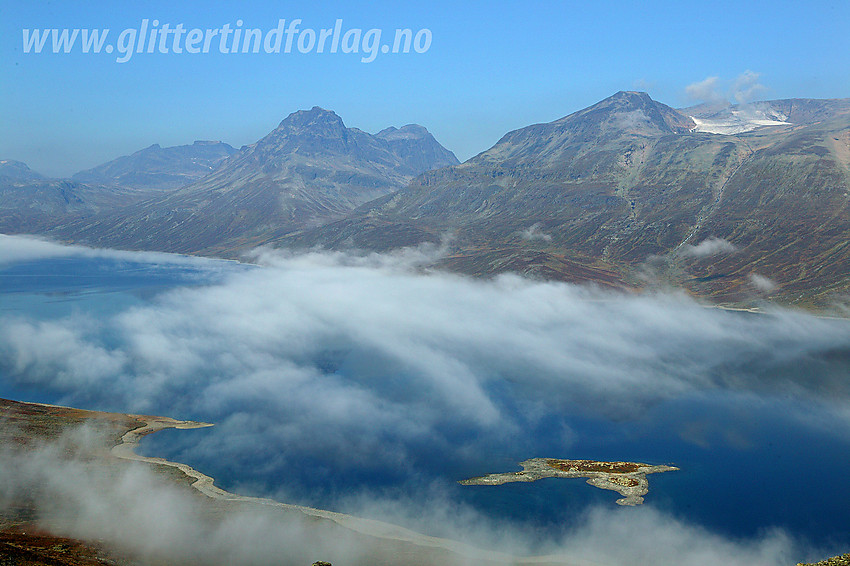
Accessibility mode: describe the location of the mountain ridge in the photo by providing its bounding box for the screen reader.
[5,92,850,307]
[280,92,850,307]
[45,107,459,254]
[71,140,238,191]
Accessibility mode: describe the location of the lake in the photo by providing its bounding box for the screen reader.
[2,249,849,559]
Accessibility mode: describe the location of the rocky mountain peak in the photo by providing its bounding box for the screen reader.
[275,106,347,135]
[376,124,431,141]
[611,90,654,102]
[558,91,695,135]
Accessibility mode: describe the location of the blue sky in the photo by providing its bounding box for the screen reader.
[2,0,849,177]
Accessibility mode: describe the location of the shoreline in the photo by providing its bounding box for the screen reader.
[106,409,589,565]
[8,233,850,322]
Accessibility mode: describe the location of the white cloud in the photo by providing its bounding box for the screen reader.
[686,76,725,104]
[519,223,552,242]
[0,426,812,566]
[632,78,656,92]
[558,506,796,566]
[1,317,128,389]
[2,244,847,446]
[2,239,848,563]
[0,234,80,263]
[732,70,767,105]
[684,71,767,106]
[750,273,778,292]
[679,237,738,258]
[0,234,237,268]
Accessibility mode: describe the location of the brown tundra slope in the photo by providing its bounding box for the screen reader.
[284,92,850,307]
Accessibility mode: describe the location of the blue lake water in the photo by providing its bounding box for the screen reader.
[0,254,245,401]
[144,390,850,547]
[2,252,849,558]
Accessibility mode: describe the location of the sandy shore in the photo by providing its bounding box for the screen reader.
[110,414,599,565]
[3,398,604,565]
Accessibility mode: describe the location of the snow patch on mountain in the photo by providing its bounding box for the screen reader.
[689,105,791,135]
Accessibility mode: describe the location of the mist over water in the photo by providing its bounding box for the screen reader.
[2,236,850,564]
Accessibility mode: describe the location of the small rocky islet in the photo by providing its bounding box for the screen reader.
[459,458,679,506]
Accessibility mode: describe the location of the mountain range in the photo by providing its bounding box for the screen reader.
[39,108,458,254]
[282,92,850,306]
[0,141,238,234]
[0,159,130,233]
[3,92,850,307]
[72,140,238,191]
[1,109,458,253]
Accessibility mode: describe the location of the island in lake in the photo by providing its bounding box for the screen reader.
[459,458,679,506]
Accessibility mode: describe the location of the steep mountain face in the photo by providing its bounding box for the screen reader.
[287,92,850,305]
[375,124,460,174]
[72,141,238,191]
[54,107,458,254]
[682,115,850,301]
[288,92,716,250]
[202,107,457,210]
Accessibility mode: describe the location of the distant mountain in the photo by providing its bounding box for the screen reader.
[374,124,460,174]
[1,142,238,235]
[0,161,132,234]
[53,107,459,254]
[286,91,850,306]
[11,92,850,307]
[72,141,238,191]
[683,98,850,134]
[0,179,89,233]
[0,159,44,183]
[474,90,695,165]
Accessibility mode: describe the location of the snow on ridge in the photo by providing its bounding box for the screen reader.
[689,107,790,135]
